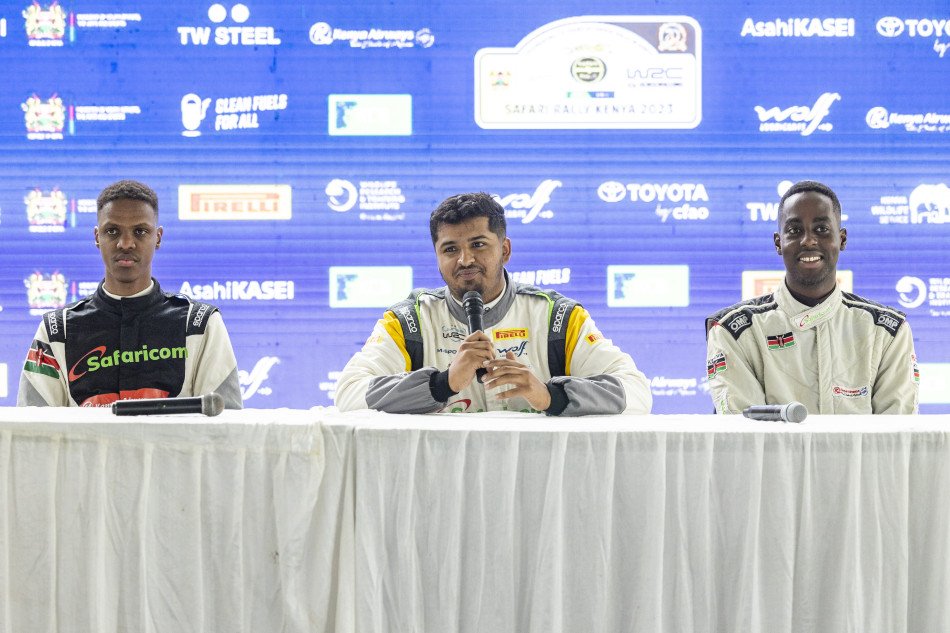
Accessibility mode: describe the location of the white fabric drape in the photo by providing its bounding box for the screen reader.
[341,413,950,633]
[0,407,352,633]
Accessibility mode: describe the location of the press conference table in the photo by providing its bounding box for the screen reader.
[1,408,948,633]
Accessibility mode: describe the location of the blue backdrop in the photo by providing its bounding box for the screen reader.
[1,1,948,412]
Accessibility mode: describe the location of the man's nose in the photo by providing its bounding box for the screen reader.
[117,232,135,249]
[800,231,818,246]
[457,247,475,265]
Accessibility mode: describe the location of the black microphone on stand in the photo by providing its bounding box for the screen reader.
[112,393,225,417]
[742,402,807,423]
[462,290,487,383]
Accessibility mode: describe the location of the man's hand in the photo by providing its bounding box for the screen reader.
[448,331,496,392]
[483,351,552,411]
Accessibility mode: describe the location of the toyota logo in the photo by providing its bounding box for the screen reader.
[597,181,626,202]
[876,17,904,37]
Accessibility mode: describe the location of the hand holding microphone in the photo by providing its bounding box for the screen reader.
[742,401,807,423]
[462,290,488,383]
[111,392,225,417]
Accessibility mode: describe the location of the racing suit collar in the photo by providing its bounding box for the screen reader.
[444,269,515,330]
[778,280,842,331]
[94,278,164,314]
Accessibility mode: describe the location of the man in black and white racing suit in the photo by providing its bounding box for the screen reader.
[17,180,242,409]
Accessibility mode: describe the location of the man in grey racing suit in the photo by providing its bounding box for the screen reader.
[705,180,918,414]
[335,192,652,416]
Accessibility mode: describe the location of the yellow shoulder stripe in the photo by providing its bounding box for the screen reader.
[381,311,411,371]
[564,306,589,376]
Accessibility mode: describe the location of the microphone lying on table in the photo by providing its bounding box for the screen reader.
[742,402,808,423]
[111,392,225,417]
[462,290,488,383]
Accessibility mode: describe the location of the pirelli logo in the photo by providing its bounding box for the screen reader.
[494,328,527,341]
[586,332,603,345]
[178,185,292,220]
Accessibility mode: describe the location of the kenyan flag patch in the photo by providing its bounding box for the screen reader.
[24,340,61,379]
[706,352,727,378]
[767,332,795,350]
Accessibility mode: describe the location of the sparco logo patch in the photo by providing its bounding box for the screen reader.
[399,305,418,333]
[192,303,210,327]
[45,310,59,335]
[552,302,569,333]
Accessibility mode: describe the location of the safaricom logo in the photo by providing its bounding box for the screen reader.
[68,345,187,380]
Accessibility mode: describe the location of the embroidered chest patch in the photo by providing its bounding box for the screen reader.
[767,332,796,350]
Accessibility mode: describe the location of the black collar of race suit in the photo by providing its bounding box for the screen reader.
[444,269,516,330]
[92,278,164,314]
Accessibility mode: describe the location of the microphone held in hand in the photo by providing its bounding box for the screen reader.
[111,393,225,417]
[742,402,808,423]
[461,290,487,383]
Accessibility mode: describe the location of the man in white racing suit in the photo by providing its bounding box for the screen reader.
[335,192,652,416]
[705,180,918,414]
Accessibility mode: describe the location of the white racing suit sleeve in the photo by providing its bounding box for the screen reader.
[17,320,71,407]
[871,321,919,414]
[549,307,652,416]
[188,311,244,410]
[706,322,766,415]
[335,311,442,414]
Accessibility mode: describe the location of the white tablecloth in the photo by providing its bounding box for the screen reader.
[325,411,950,633]
[3,408,950,633]
[0,407,353,633]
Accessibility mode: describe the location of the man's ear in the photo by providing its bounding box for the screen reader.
[773,232,781,255]
[156,226,163,249]
[839,227,847,251]
[94,227,100,249]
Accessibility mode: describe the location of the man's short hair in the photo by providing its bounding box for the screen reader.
[97,180,159,219]
[429,192,507,243]
[778,180,841,223]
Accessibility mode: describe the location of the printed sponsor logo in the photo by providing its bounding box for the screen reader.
[44,311,59,335]
[178,185,292,220]
[181,92,287,136]
[309,21,433,49]
[740,17,855,38]
[22,93,141,140]
[178,280,295,301]
[876,17,950,58]
[651,376,703,397]
[494,180,560,224]
[799,304,832,327]
[399,305,418,333]
[766,332,795,350]
[329,94,412,136]
[919,362,950,404]
[832,385,869,398]
[496,340,529,358]
[876,314,901,330]
[239,356,278,399]
[585,332,603,345]
[741,270,853,300]
[24,271,67,315]
[706,353,727,378]
[437,398,474,413]
[325,179,405,220]
[608,265,690,308]
[441,325,466,342]
[366,334,383,344]
[871,184,950,224]
[329,266,413,308]
[25,188,67,232]
[178,3,280,46]
[191,303,210,328]
[729,314,750,332]
[755,92,839,135]
[475,16,702,130]
[896,276,950,316]
[494,328,528,341]
[509,268,571,286]
[551,301,569,333]
[0,364,7,399]
[867,107,950,133]
[597,181,709,222]
[68,345,187,381]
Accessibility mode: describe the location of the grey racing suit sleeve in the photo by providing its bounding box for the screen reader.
[871,321,919,414]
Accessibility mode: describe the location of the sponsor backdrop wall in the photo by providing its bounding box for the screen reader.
[1,1,948,412]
